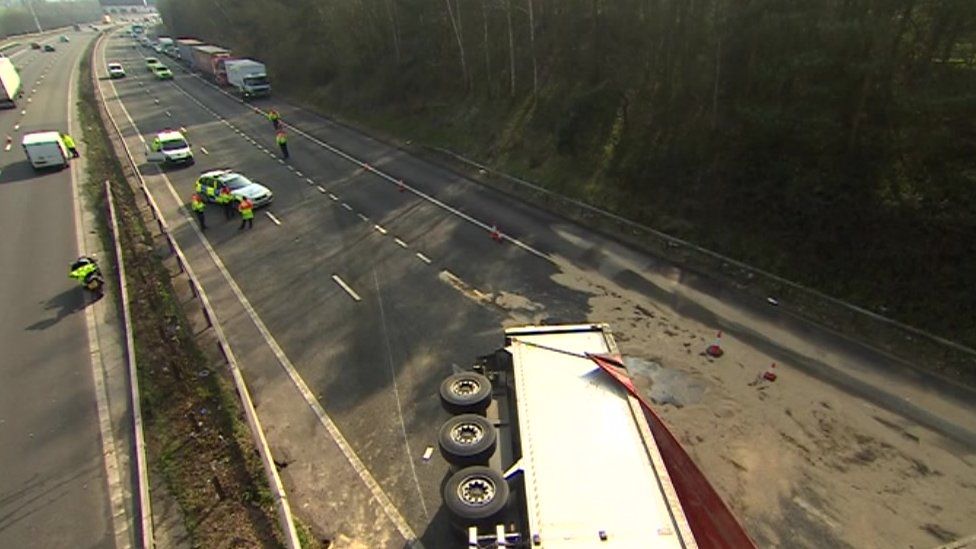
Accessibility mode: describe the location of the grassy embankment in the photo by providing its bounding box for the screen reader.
[76,37,316,548]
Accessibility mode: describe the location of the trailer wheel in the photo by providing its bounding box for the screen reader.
[438,414,496,466]
[443,466,509,527]
[439,372,492,414]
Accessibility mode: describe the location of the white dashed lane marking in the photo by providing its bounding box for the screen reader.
[200,147,209,155]
[316,186,327,194]
[374,225,387,235]
[341,203,352,211]
[266,212,282,226]
[331,275,361,302]
[415,253,432,264]
[357,213,369,222]
[394,238,408,248]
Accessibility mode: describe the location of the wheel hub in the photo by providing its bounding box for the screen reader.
[452,378,481,396]
[451,423,484,446]
[458,476,495,506]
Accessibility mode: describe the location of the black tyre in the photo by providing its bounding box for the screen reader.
[443,466,509,527]
[439,372,492,414]
[85,274,104,294]
[438,414,497,466]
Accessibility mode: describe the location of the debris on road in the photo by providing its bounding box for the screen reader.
[748,363,778,386]
[705,331,725,358]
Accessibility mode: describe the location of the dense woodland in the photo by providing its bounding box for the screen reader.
[0,1,101,36]
[160,0,976,347]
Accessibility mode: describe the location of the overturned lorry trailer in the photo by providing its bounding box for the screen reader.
[189,44,231,84]
[438,324,755,548]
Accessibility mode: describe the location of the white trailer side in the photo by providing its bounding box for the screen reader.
[438,324,698,548]
[0,57,22,108]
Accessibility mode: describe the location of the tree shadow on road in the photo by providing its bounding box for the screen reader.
[25,287,96,331]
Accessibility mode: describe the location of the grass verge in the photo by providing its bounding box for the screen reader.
[76,36,290,548]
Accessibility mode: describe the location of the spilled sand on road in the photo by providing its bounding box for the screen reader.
[547,263,976,549]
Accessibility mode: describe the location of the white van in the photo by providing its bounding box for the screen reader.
[22,131,69,170]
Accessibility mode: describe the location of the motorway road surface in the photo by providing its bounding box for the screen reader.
[0,30,131,549]
[95,29,976,549]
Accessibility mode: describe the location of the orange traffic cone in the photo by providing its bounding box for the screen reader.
[489,224,503,242]
[705,331,724,358]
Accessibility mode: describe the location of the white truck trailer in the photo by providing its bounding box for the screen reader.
[224,59,271,100]
[438,324,703,548]
[0,57,22,109]
[22,131,70,170]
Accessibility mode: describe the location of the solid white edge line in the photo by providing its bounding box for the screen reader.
[115,69,423,546]
[101,42,306,548]
[372,272,430,520]
[331,275,362,302]
[83,33,135,549]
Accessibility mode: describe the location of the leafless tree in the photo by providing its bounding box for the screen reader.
[445,0,470,88]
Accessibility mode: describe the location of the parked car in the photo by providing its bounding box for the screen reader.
[146,129,194,167]
[107,62,126,79]
[43,45,55,52]
[59,35,69,43]
[29,42,41,50]
[194,169,274,208]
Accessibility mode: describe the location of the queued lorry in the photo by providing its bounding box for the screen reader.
[189,45,231,84]
[224,59,271,99]
[176,38,204,65]
[155,36,176,57]
[438,324,755,547]
[0,57,22,108]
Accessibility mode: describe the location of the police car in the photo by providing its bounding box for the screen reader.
[146,129,194,166]
[194,169,274,208]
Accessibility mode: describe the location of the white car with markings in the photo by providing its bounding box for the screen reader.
[146,129,194,166]
[195,169,274,208]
